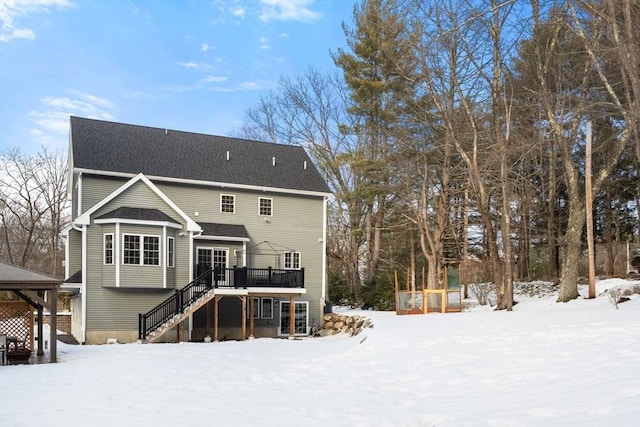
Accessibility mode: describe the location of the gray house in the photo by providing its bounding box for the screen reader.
[63,116,330,344]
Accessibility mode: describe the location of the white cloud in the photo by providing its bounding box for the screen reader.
[231,7,245,18]
[201,43,214,52]
[28,92,115,149]
[259,0,322,23]
[259,36,269,49]
[179,61,199,69]
[205,80,275,93]
[178,61,218,71]
[200,76,228,84]
[239,80,274,91]
[279,32,289,38]
[0,0,73,43]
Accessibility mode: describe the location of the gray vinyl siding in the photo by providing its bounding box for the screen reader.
[117,224,164,288]
[91,180,176,219]
[159,182,325,324]
[160,182,324,325]
[67,228,82,276]
[100,225,116,285]
[78,174,325,335]
[86,286,175,332]
[71,172,79,220]
[81,175,128,214]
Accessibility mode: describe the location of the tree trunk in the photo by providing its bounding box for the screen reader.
[558,200,585,302]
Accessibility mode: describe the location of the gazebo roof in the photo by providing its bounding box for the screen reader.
[0,261,62,364]
[0,262,61,288]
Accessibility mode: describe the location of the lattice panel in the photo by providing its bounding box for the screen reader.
[0,301,33,351]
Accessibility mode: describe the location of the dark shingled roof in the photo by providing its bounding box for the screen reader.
[0,261,61,285]
[64,270,82,284]
[199,223,249,239]
[70,116,331,194]
[95,207,180,224]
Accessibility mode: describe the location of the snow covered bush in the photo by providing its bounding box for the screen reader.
[470,282,495,306]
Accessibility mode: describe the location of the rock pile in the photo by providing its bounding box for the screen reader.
[514,281,559,298]
[319,312,373,337]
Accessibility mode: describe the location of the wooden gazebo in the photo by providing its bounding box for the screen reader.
[0,262,61,363]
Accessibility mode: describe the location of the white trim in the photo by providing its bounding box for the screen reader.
[94,218,182,229]
[64,230,70,279]
[261,297,274,319]
[214,288,248,296]
[162,227,167,288]
[73,168,332,198]
[167,236,175,268]
[74,173,201,232]
[321,195,328,310]
[81,224,87,344]
[284,251,301,270]
[248,297,260,319]
[122,233,161,266]
[242,241,247,267]
[115,223,120,287]
[246,287,306,295]
[220,194,235,214]
[61,224,72,237]
[278,300,309,337]
[195,235,250,242]
[189,232,194,282]
[258,197,273,216]
[103,233,114,265]
[76,172,83,218]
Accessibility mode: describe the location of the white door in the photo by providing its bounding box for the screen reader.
[197,247,228,285]
[279,301,308,336]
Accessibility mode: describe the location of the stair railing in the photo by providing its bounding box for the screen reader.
[138,266,214,341]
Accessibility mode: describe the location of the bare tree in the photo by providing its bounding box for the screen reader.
[0,148,69,276]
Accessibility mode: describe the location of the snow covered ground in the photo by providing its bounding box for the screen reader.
[1,279,639,427]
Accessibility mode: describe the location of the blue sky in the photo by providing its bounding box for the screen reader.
[0,0,355,154]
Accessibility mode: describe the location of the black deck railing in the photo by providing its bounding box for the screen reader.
[224,266,305,288]
[138,266,214,341]
[138,266,304,340]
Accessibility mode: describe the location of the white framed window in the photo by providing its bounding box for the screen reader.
[246,297,274,319]
[258,197,272,216]
[261,297,273,319]
[279,301,308,336]
[248,297,260,319]
[123,234,160,266]
[104,233,114,265]
[220,194,235,213]
[123,234,140,265]
[284,251,301,269]
[167,236,175,268]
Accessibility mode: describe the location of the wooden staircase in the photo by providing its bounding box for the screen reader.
[146,288,216,343]
[138,267,215,343]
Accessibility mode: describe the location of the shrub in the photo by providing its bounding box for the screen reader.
[328,275,355,306]
[361,273,396,311]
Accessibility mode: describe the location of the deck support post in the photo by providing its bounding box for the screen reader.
[206,300,211,338]
[249,296,255,338]
[289,296,295,338]
[241,296,247,340]
[214,296,221,342]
